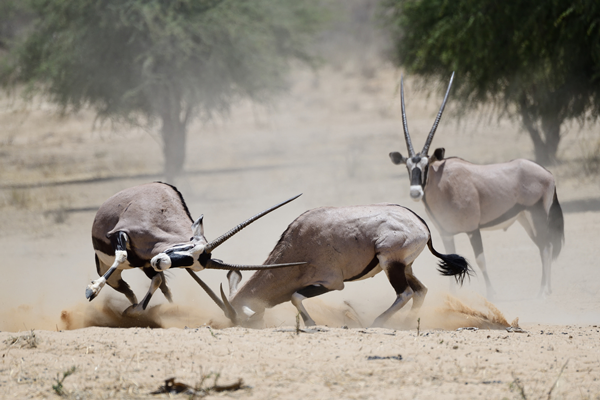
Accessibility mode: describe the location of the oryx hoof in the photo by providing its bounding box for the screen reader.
[122,304,143,318]
[85,287,97,301]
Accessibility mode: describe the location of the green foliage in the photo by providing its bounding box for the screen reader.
[14,0,323,119]
[380,0,600,164]
[2,0,324,179]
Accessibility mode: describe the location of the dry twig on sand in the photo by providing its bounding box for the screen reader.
[151,374,245,398]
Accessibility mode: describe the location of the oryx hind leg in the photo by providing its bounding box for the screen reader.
[467,229,496,299]
[371,259,413,328]
[291,285,331,327]
[441,235,460,295]
[517,208,553,297]
[87,231,129,301]
[404,263,428,320]
[123,268,165,317]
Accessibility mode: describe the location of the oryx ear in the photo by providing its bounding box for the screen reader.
[191,215,204,240]
[389,151,407,165]
[432,148,445,162]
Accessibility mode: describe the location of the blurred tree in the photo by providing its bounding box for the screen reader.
[380,0,600,165]
[0,0,32,54]
[2,0,324,181]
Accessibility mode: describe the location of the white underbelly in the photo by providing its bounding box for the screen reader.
[95,250,135,270]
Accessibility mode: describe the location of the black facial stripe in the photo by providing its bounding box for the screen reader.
[169,253,194,268]
[411,167,422,186]
[198,252,211,267]
[165,245,194,255]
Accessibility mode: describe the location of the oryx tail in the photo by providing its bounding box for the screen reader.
[427,239,471,285]
[548,189,564,260]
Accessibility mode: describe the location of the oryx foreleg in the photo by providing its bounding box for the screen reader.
[86,231,129,301]
[123,270,165,317]
[143,268,173,303]
[518,208,554,298]
[291,284,331,327]
[371,260,413,328]
[467,229,496,299]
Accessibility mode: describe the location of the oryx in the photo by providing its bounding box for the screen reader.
[388,73,564,298]
[86,182,304,317]
[219,203,472,328]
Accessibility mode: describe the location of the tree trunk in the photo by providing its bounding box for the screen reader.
[519,98,562,165]
[160,94,188,184]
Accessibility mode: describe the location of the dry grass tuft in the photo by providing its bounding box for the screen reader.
[3,330,39,349]
[440,295,510,329]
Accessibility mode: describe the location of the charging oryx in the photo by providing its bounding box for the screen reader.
[218,203,471,328]
[86,182,304,317]
[388,73,564,298]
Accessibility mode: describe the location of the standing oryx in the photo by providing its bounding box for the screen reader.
[388,73,564,298]
[219,203,471,328]
[86,182,304,316]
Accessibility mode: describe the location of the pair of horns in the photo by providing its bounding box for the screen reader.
[200,193,306,272]
[188,194,306,317]
[401,72,454,157]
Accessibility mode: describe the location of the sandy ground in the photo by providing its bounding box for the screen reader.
[1,61,600,398]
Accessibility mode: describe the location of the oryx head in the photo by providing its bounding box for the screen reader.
[151,194,306,273]
[389,72,454,201]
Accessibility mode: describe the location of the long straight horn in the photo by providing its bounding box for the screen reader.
[422,71,454,155]
[204,259,307,271]
[204,194,302,254]
[400,75,416,157]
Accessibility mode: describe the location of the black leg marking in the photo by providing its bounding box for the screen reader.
[94,254,102,276]
[385,262,408,295]
[142,267,159,280]
[297,285,330,299]
[141,293,152,310]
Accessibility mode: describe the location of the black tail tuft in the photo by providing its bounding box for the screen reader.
[548,189,564,259]
[428,239,473,285]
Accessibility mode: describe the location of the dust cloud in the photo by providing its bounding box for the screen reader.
[1,50,599,333]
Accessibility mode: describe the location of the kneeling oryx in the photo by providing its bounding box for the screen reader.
[388,73,564,298]
[218,203,472,328]
[87,182,304,316]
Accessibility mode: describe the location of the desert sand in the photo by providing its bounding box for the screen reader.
[1,62,600,399]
